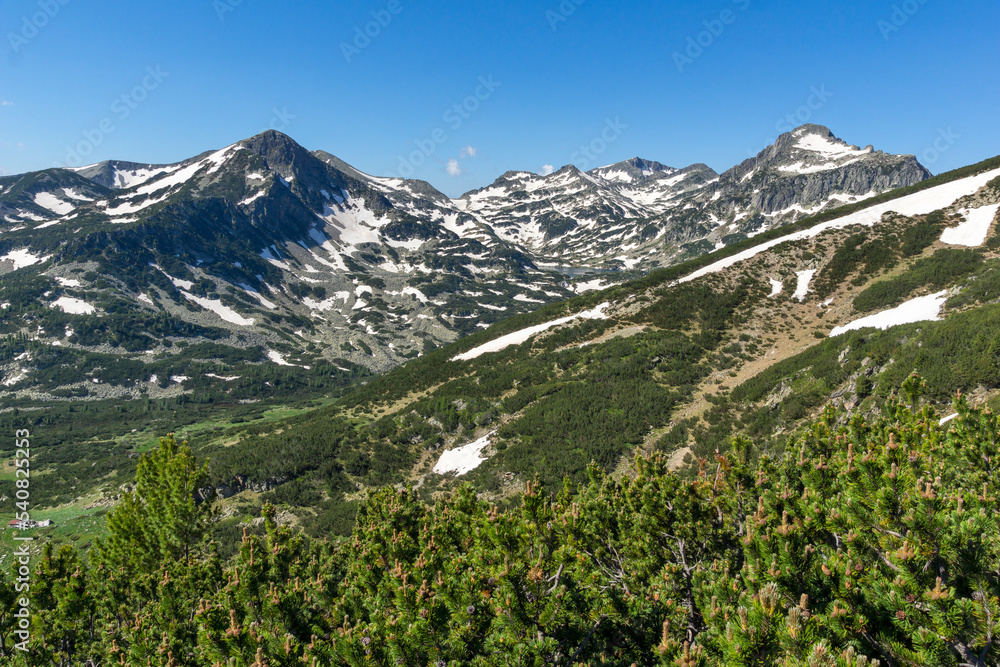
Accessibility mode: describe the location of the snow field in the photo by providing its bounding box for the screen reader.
[452,303,610,361]
[829,290,947,337]
[49,297,96,315]
[1,249,50,270]
[181,292,255,326]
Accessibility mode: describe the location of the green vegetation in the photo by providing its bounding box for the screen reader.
[810,211,951,299]
[722,300,1000,464]
[853,248,983,313]
[3,377,999,665]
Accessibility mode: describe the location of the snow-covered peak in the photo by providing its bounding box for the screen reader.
[772,126,879,175]
[589,157,675,184]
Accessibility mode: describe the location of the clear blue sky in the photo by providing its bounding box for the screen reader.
[1,0,997,196]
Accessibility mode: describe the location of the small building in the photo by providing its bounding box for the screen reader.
[6,519,52,529]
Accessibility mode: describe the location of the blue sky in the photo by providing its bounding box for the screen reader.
[1,0,997,196]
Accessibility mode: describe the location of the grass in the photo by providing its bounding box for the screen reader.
[0,496,111,564]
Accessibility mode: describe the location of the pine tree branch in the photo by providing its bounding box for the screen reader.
[568,614,606,664]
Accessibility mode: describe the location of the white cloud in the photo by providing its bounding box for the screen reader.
[460,144,477,158]
[0,101,13,107]
[540,164,555,176]
[446,158,462,177]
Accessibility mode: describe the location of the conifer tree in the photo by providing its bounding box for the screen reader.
[93,433,215,577]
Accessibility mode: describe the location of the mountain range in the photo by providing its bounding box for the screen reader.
[0,124,930,406]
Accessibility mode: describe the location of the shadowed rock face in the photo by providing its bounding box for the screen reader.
[0,126,930,400]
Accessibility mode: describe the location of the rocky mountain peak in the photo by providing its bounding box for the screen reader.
[590,157,675,183]
[238,130,317,178]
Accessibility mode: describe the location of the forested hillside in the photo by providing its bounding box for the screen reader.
[2,377,998,666]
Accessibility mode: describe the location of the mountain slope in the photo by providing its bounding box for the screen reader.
[175,154,1000,533]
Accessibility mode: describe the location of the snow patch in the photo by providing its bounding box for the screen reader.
[829,290,947,337]
[792,270,816,301]
[113,165,181,188]
[453,303,610,361]
[1,249,50,270]
[384,237,426,251]
[303,292,350,312]
[181,292,255,326]
[403,286,428,303]
[267,350,294,366]
[795,133,872,160]
[940,204,1000,247]
[151,265,194,290]
[768,278,783,297]
[206,373,241,381]
[61,188,93,202]
[33,192,75,215]
[3,370,27,387]
[433,431,496,475]
[55,277,82,288]
[104,191,170,216]
[573,278,609,293]
[239,189,268,206]
[50,297,96,315]
[238,284,276,309]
